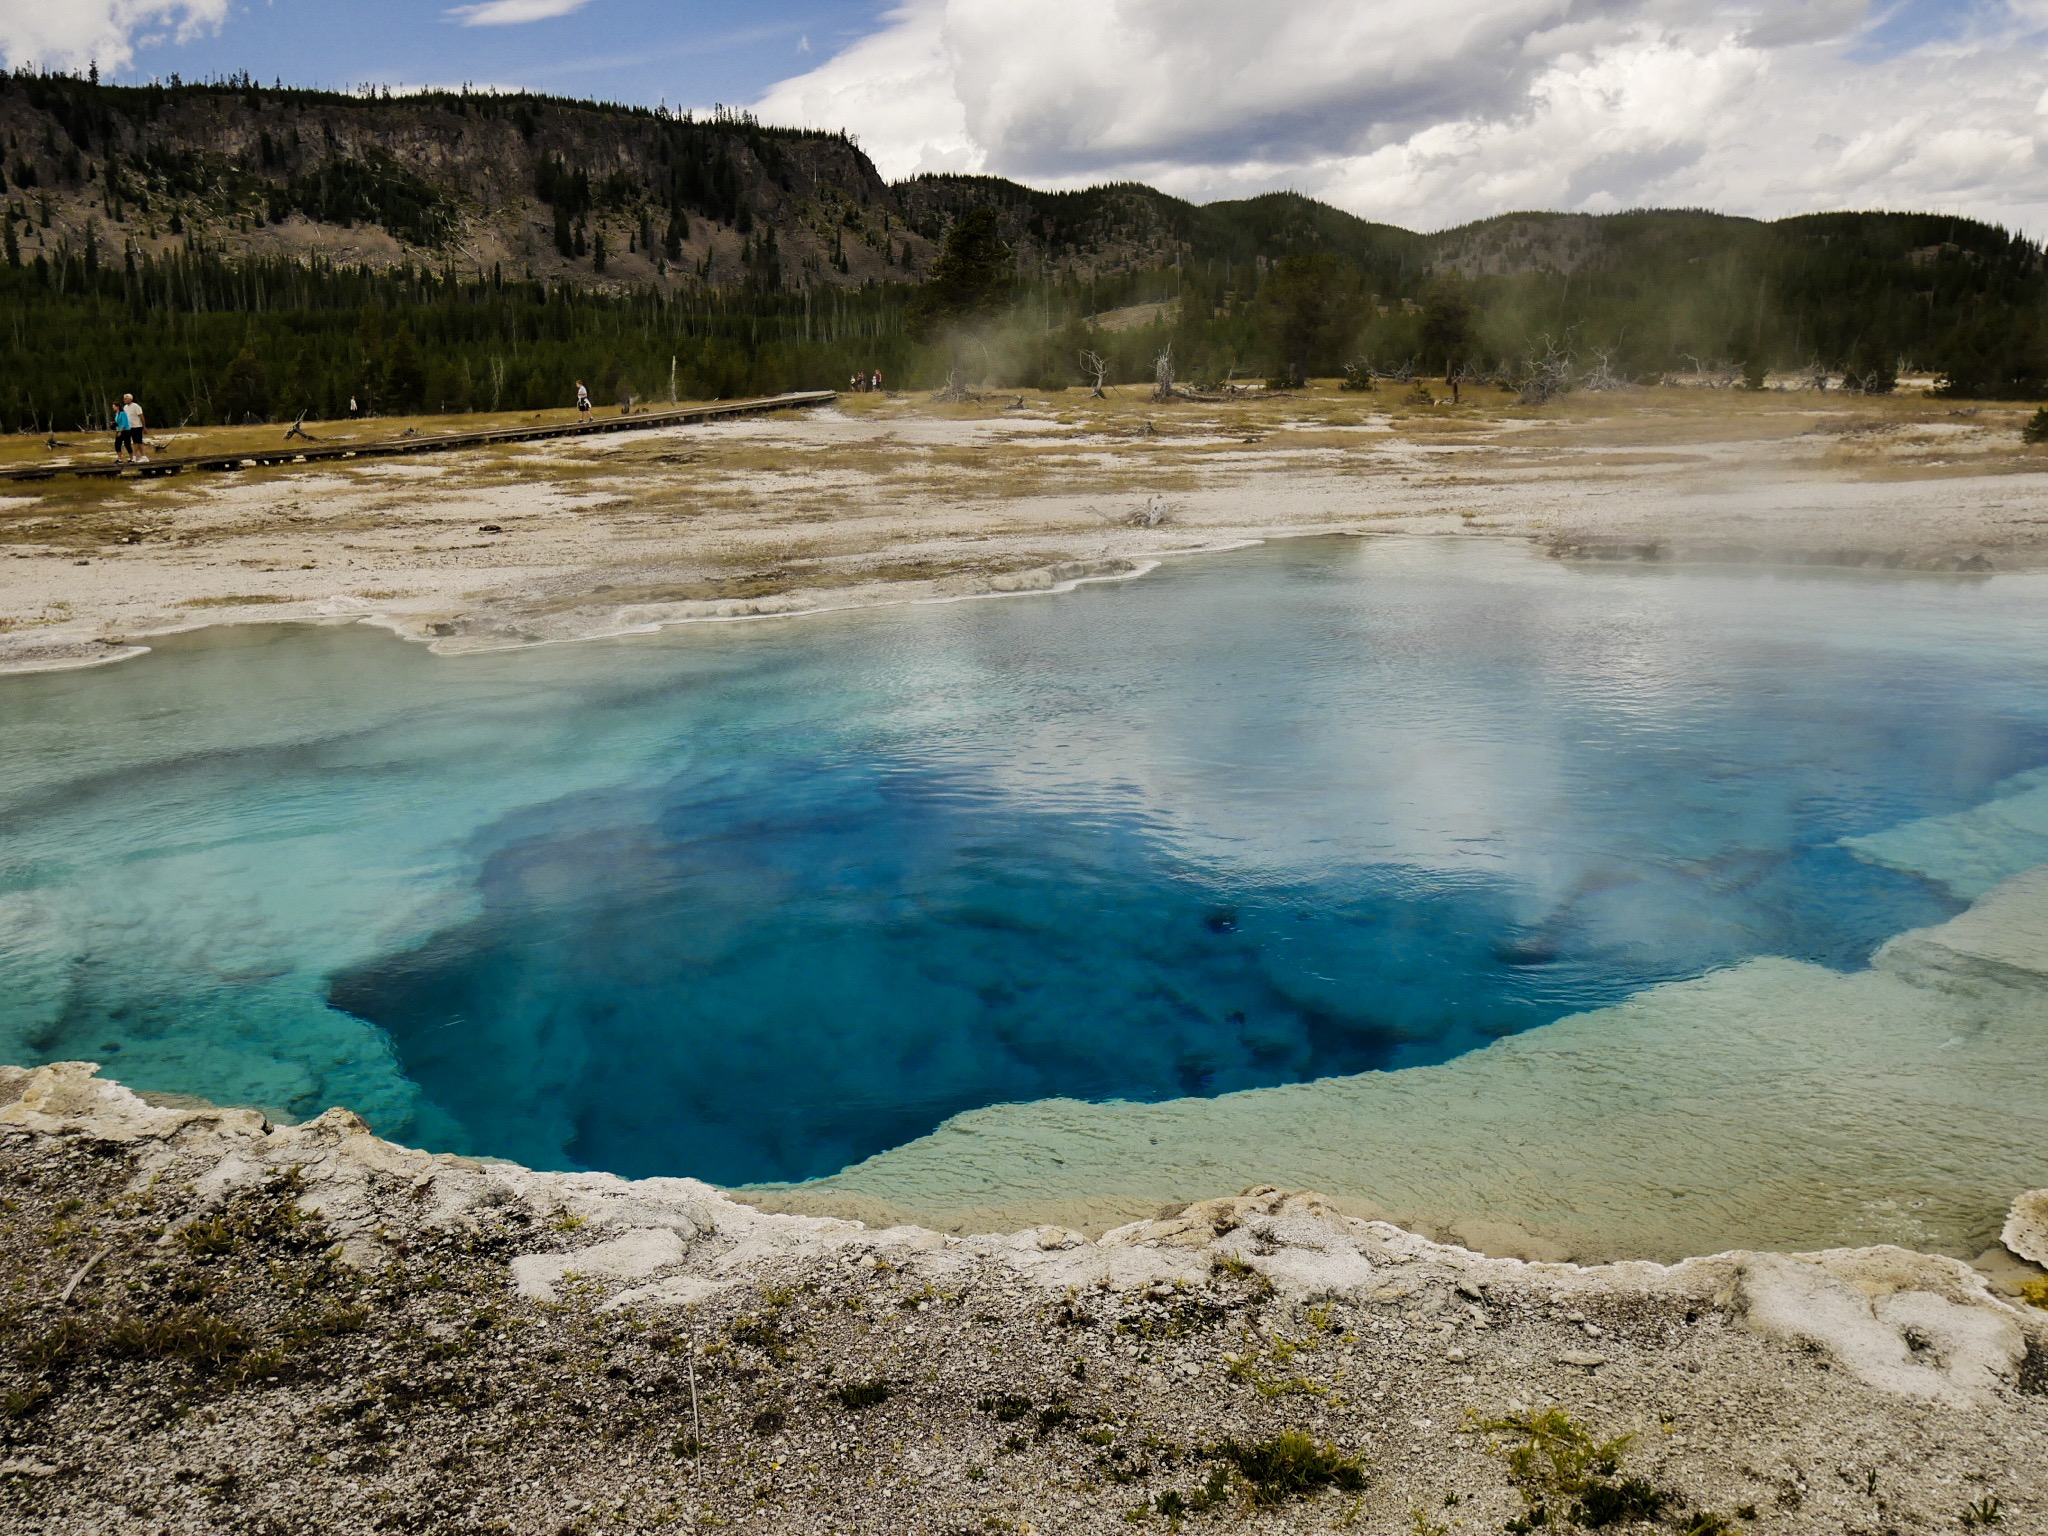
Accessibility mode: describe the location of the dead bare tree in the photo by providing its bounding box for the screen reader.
[1151,344,1177,403]
[1805,359,1832,392]
[932,367,976,404]
[1079,349,1110,399]
[1671,353,1738,389]
[1581,350,1632,392]
[1517,337,1577,405]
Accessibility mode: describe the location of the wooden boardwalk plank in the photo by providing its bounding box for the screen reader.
[0,391,837,484]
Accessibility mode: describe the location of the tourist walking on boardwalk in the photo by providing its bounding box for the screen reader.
[125,395,147,462]
[576,380,592,419]
[112,399,131,462]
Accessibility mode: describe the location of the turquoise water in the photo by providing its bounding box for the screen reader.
[3,537,2046,1186]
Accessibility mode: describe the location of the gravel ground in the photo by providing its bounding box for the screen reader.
[2,1064,2045,1536]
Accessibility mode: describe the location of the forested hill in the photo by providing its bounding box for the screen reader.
[0,70,2042,430]
[0,72,923,291]
[0,71,1427,289]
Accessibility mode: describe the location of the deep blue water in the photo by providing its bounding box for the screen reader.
[5,537,2048,1185]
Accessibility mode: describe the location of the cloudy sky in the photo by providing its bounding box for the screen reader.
[4,0,2045,233]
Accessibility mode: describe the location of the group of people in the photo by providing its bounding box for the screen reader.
[111,394,149,463]
[849,370,884,393]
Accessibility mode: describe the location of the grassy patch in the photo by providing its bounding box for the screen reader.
[1218,1431,1368,1507]
[729,1315,796,1364]
[832,1379,892,1410]
[976,1392,1033,1422]
[1477,1407,1747,1533]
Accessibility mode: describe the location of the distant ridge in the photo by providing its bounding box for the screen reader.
[0,71,2042,427]
[0,71,2032,294]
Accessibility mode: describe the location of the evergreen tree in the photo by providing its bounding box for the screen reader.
[383,321,427,411]
[1265,253,1360,380]
[284,345,323,417]
[222,346,270,421]
[1418,277,1474,377]
[907,207,1012,339]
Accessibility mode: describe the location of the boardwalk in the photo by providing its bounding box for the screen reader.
[0,391,837,484]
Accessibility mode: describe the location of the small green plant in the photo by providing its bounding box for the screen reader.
[2,1381,52,1419]
[176,1215,241,1257]
[1410,1511,1451,1536]
[2023,409,2048,446]
[1962,1496,2003,1528]
[1481,1408,1675,1531]
[1679,1514,1738,1535]
[1146,1467,1235,1519]
[729,1316,795,1364]
[108,1309,258,1375]
[2017,1276,2048,1310]
[977,1392,1033,1422]
[1036,1402,1077,1436]
[1217,1431,1368,1507]
[173,1169,315,1259]
[832,1379,892,1411]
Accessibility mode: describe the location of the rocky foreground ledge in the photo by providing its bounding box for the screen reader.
[2,1064,2044,1536]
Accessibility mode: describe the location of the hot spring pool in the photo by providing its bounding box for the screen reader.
[3,537,2047,1244]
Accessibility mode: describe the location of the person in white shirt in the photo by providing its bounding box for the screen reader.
[576,381,591,419]
[124,395,147,462]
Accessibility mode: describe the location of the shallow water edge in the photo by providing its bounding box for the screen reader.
[0,541,1199,677]
[740,854,2048,1263]
[9,523,2019,681]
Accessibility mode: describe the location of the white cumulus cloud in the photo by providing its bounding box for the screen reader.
[754,0,2048,233]
[0,0,228,74]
